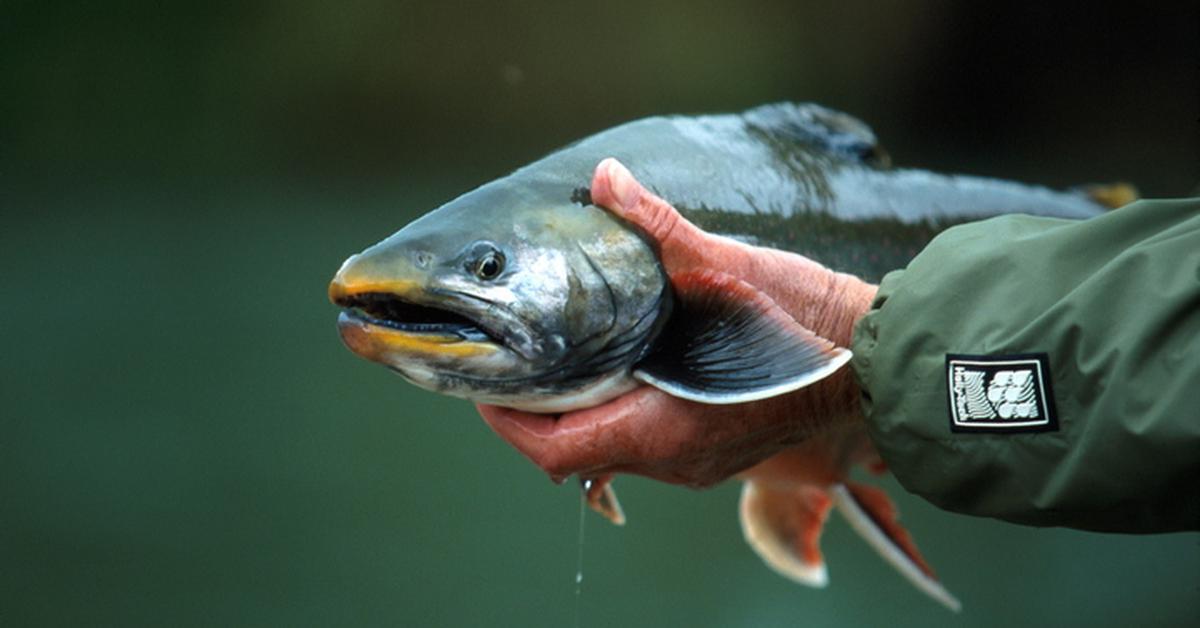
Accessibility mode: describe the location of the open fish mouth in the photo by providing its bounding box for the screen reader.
[333,291,496,343]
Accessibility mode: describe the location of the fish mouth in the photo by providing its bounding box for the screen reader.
[329,278,509,362]
[333,291,496,343]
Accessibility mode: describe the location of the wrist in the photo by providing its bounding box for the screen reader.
[739,245,878,346]
[820,270,878,347]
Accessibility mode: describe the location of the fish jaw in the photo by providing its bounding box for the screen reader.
[335,310,502,363]
[468,370,641,414]
[329,251,535,399]
[336,299,638,411]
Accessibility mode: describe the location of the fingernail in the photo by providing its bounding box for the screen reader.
[607,159,639,211]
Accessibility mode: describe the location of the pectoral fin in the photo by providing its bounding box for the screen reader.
[738,480,833,587]
[633,270,850,404]
[832,482,961,612]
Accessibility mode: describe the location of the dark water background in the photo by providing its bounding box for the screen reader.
[3,2,1197,626]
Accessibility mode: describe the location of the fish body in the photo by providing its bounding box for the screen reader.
[330,103,1106,410]
[330,103,1116,610]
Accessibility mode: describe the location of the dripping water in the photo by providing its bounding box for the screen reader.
[574,478,589,628]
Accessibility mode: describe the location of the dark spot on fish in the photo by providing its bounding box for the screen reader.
[570,187,592,206]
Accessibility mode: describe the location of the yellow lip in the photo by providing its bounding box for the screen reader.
[331,255,499,360]
[336,312,499,360]
[328,277,421,305]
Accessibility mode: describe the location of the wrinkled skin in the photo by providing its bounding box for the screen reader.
[477,159,879,487]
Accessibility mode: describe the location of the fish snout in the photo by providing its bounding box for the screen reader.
[328,251,423,306]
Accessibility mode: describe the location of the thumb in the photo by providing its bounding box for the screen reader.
[590,158,706,256]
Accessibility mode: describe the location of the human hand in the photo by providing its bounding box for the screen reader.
[477,159,877,487]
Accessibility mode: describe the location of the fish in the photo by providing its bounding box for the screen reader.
[329,103,1124,611]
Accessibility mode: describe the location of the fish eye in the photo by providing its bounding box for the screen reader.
[475,253,503,280]
[464,241,506,281]
[472,249,505,281]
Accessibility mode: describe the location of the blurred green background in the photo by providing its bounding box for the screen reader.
[3,2,1197,626]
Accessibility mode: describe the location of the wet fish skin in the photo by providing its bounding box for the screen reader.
[503,102,1104,282]
[330,102,1108,409]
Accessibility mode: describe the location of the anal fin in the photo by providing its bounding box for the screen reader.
[832,482,961,612]
[634,270,850,404]
[738,480,832,587]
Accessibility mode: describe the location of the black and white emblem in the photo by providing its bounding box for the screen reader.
[946,353,1058,433]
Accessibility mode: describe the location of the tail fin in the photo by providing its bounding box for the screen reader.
[832,482,961,612]
[738,481,833,587]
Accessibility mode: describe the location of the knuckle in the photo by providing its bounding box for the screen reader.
[639,199,683,245]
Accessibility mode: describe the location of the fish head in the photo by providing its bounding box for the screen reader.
[329,180,669,412]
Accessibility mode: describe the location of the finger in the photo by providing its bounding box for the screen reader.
[591,158,708,263]
[477,390,776,487]
[475,402,626,480]
[475,403,559,469]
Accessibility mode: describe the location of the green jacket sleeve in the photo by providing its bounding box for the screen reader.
[851,198,1200,533]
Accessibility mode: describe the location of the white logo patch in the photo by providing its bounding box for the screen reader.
[947,354,1058,433]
